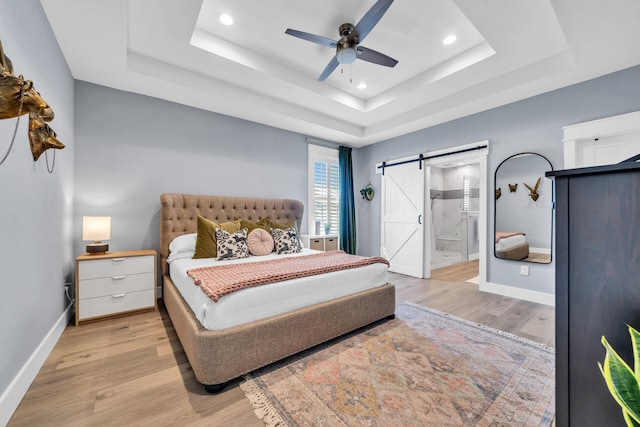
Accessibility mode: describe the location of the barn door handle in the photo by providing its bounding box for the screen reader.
[418,214,422,224]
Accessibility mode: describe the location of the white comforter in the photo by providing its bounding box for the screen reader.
[495,234,527,250]
[169,249,388,331]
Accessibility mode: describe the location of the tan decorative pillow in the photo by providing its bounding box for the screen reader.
[247,228,274,256]
[193,216,241,258]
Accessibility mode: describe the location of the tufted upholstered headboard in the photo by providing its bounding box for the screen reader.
[159,193,304,276]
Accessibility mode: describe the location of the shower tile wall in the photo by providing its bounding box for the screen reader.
[432,164,480,252]
[430,168,444,254]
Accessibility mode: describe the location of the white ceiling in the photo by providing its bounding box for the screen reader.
[41,0,640,148]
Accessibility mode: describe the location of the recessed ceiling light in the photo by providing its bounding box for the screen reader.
[219,14,234,26]
[443,35,457,45]
[357,83,367,90]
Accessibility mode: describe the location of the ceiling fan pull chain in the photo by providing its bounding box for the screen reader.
[350,64,352,84]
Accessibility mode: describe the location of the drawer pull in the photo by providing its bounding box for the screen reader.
[112,275,126,280]
[112,258,126,261]
[313,240,321,243]
[112,293,126,298]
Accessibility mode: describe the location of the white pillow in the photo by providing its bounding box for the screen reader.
[167,233,197,263]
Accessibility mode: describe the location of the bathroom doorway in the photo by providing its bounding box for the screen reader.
[379,141,488,283]
[429,162,481,271]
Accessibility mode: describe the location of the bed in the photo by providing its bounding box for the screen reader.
[495,231,529,260]
[159,193,396,392]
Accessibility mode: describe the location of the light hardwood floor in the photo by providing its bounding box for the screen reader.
[8,260,554,426]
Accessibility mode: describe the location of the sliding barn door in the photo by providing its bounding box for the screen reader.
[381,163,424,277]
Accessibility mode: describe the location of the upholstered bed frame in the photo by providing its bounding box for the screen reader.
[495,242,530,260]
[159,193,396,392]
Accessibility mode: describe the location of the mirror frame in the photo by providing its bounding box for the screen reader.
[494,152,553,263]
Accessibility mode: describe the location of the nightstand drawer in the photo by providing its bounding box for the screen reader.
[78,289,155,320]
[78,255,154,280]
[79,272,154,299]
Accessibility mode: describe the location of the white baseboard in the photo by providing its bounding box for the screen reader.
[0,301,74,426]
[480,282,555,306]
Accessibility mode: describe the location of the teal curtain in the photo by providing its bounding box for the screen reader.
[339,146,356,254]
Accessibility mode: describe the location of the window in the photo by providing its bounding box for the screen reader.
[308,145,339,236]
[463,175,471,211]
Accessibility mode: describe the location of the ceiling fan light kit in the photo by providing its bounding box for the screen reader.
[285,0,398,81]
[337,47,357,65]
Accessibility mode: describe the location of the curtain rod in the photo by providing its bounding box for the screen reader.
[377,144,488,175]
[304,136,360,149]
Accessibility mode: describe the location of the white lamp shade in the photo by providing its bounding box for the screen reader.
[83,216,111,242]
[337,47,357,65]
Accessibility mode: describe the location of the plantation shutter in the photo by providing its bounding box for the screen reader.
[308,145,340,236]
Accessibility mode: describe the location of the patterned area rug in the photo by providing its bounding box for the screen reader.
[240,302,555,426]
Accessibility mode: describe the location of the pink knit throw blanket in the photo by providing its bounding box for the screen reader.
[187,250,390,302]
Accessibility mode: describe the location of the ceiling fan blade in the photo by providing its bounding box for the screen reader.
[357,46,398,67]
[354,0,394,42]
[285,29,337,48]
[318,56,340,81]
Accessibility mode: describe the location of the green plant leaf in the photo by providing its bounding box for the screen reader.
[629,325,640,378]
[624,409,640,427]
[600,336,640,423]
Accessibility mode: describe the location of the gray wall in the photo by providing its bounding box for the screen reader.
[74,81,324,266]
[0,0,74,402]
[354,65,640,295]
[495,154,553,250]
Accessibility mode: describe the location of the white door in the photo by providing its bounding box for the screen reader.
[381,163,425,277]
[576,131,640,167]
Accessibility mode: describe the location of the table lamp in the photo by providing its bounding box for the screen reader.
[83,216,111,254]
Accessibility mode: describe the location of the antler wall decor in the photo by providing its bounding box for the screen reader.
[523,177,541,202]
[0,39,63,170]
[28,112,64,159]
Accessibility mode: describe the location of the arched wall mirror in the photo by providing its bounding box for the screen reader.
[494,152,553,263]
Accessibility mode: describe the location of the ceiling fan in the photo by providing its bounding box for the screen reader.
[285,0,398,81]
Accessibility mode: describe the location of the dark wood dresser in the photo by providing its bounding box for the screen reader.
[547,162,640,426]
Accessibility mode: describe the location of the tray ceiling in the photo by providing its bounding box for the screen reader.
[41,0,640,147]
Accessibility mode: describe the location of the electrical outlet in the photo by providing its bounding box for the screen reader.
[520,265,529,276]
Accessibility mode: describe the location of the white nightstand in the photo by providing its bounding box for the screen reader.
[75,249,157,326]
[301,235,339,252]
